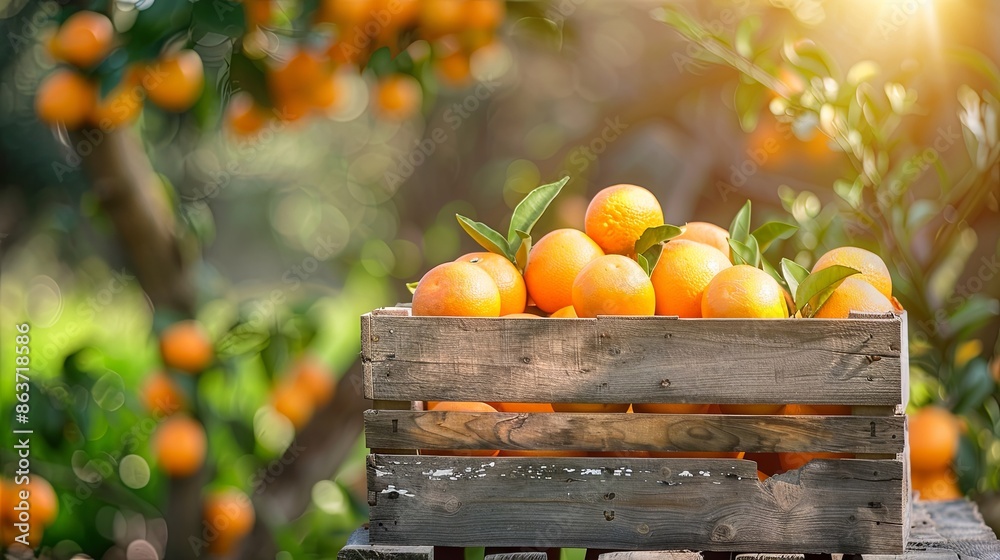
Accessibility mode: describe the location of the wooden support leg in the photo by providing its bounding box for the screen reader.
[339,527,434,560]
[485,547,559,560]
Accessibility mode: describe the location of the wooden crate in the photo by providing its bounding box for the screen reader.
[360,308,910,555]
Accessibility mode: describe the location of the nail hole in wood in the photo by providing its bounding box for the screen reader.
[604,510,615,521]
[870,422,876,437]
[521,357,531,364]
[610,347,621,355]
[660,379,671,388]
[891,434,897,439]
[387,491,400,499]
[605,492,616,500]
[392,419,398,433]
[372,335,380,342]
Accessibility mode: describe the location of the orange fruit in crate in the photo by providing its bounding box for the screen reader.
[912,469,963,501]
[649,451,745,459]
[571,255,655,318]
[812,277,894,319]
[524,229,604,313]
[757,470,769,481]
[909,406,960,473]
[632,403,711,414]
[500,449,583,457]
[812,246,892,299]
[776,404,851,471]
[160,320,214,374]
[144,50,205,112]
[720,404,784,415]
[745,452,783,476]
[550,305,577,318]
[54,10,114,68]
[423,402,500,457]
[494,403,554,413]
[504,313,539,318]
[35,69,96,129]
[203,489,255,555]
[675,222,731,260]
[651,240,732,317]
[141,371,186,415]
[552,403,630,413]
[412,261,502,317]
[455,252,526,315]
[153,415,207,477]
[702,265,787,319]
[584,184,664,256]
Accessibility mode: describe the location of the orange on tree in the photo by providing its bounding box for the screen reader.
[455,252,527,315]
[552,403,630,413]
[909,406,960,473]
[423,402,500,456]
[549,305,578,318]
[290,356,336,407]
[144,49,205,112]
[271,381,315,429]
[912,469,963,501]
[153,415,207,477]
[650,239,732,317]
[701,264,787,319]
[225,91,269,137]
[584,184,664,256]
[160,320,214,374]
[674,221,731,259]
[1,476,58,528]
[812,246,892,299]
[523,229,604,313]
[632,403,711,414]
[141,371,186,415]
[376,74,422,120]
[203,488,255,555]
[318,0,374,25]
[1,520,42,550]
[435,49,472,86]
[464,0,505,30]
[572,255,655,318]
[90,69,144,129]
[53,10,114,69]
[419,0,465,38]
[244,0,274,28]
[812,277,894,319]
[412,261,502,316]
[35,69,96,129]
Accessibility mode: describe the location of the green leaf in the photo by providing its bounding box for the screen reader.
[406,282,419,294]
[751,221,798,252]
[191,0,247,38]
[735,15,761,58]
[729,200,752,245]
[634,224,685,255]
[948,46,1000,91]
[456,215,511,258]
[728,238,756,266]
[781,258,810,300]
[636,253,650,276]
[745,234,761,267]
[640,244,664,277]
[507,177,569,246]
[796,265,860,317]
[761,256,786,289]
[734,79,766,132]
[513,231,531,273]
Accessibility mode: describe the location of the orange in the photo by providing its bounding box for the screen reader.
[746,452,783,476]
[464,0,504,29]
[141,371,186,415]
[776,404,851,470]
[584,184,664,256]
[204,488,255,555]
[524,229,604,313]
[571,255,655,318]
[812,277,894,319]
[55,11,114,68]
[1,520,42,550]
[494,402,553,413]
[909,406,960,473]
[550,306,577,318]
[310,73,340,110]
[499,449,583,457]
[153,415,207,477]
[435,50,471,86]
[1,476,58,527]
[423,402,500,456]
[812,246,892,299]
[757,470,769,481]
[144,50,205,112]
[651,240,732,317]
[504,313,539,318]
[455,252,526,315]
[35,69,96,129]
[226,91,268,137]
[675,221,731,259]
[786,404,851,415]
[649,451,745,459]
[376,74,422,120]
[90,69,144,129]
[551,403,630,413]
[319,0,374,24]
[412,261,502,316]
[160,320,214,374]
[271,382,315,429]
[912,469,963,501]
[291,356,336,407]
[701,265,787,319]
[720,404,784,415]
[632,403,711,414]
[244,0,273,27]
[419,0,464,37]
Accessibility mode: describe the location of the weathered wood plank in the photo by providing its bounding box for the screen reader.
[363,314,904,405]
[733,554,804,560]
[339,524,433,560]
[599,552,703,560]
[367,455,905,554]
[484,552,549,560]
[365,411,905,454]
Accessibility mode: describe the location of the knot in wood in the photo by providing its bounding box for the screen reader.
[603,510,615,521]
[712,523,734,541]
[866,355,882,363]
[660,379,671,388]
[444,497,461,513]
[609,347,621,356]
[604,492,616,501]
[637,523,650,535]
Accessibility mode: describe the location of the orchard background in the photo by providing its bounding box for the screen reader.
[0,0,999,558]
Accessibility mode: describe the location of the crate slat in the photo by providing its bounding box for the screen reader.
[367,455,905,554]
[362,314,904,405]
[365,411,905,454]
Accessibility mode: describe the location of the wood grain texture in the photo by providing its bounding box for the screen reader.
[365,411,905,454]
[484,553,549,560]
[339,526,433,560]
[733,554,804,560]
[361,313,904,405]
[367,454,905,554]
[599,552,703,560]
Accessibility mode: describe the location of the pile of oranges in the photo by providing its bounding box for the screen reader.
[35,11,205,130]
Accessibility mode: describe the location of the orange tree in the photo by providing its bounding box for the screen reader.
[0,0,536,558]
